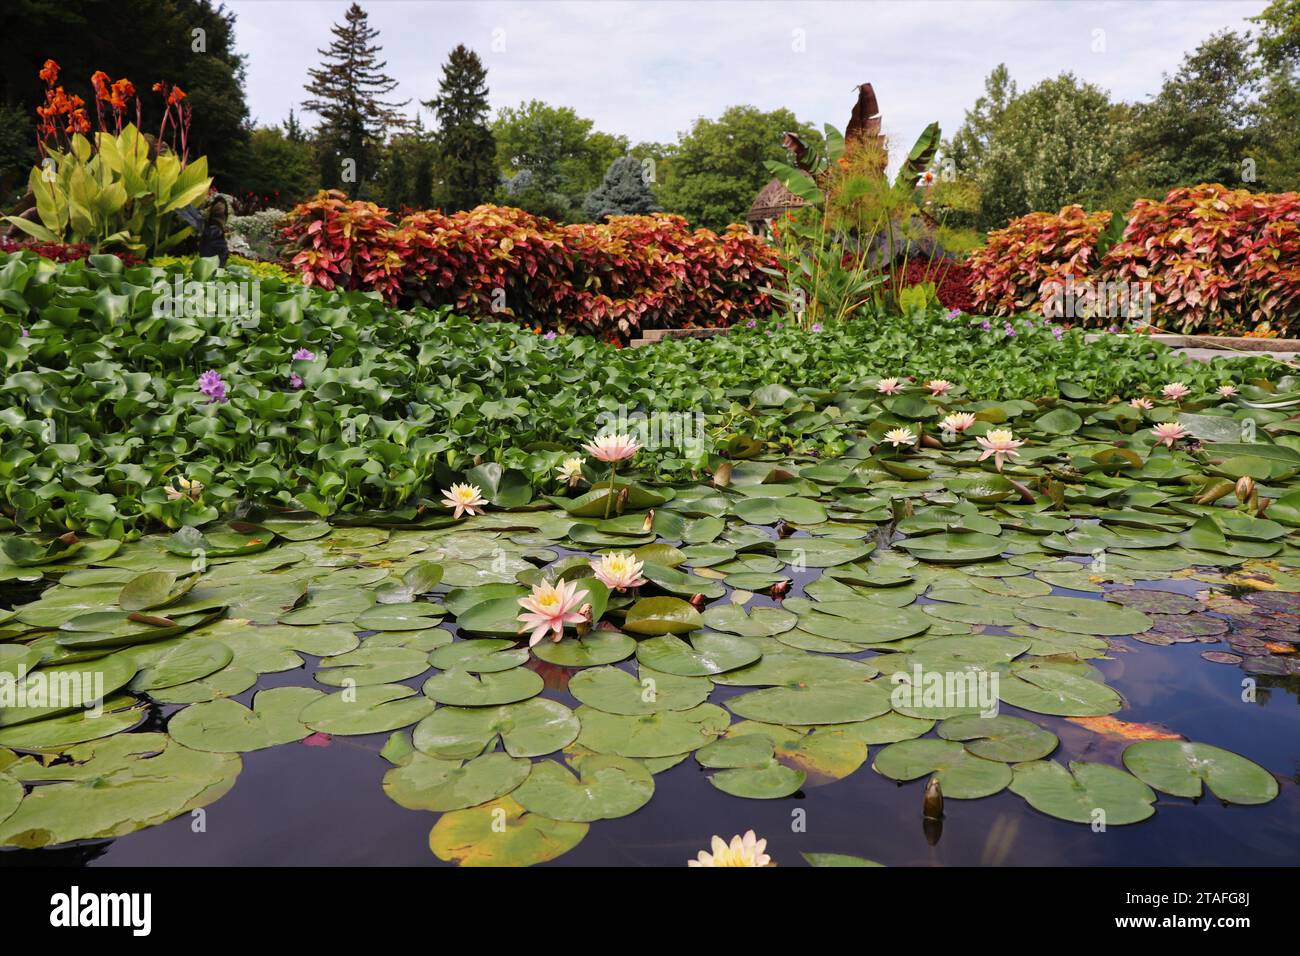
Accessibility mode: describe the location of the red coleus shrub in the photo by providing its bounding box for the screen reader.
[967,205,1110,317]
[280,191,778,345]
[895,258,976,312]
[1101,184,1300,334]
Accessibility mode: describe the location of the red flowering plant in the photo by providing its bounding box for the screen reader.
[6,60,211,258]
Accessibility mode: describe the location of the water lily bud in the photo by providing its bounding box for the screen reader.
[770,579,791,599]
[712,461,733,488]
[575,603,593,637]
[774,519,794,539]
[642,509,655,532]
[923,776,944,820]
[688,592,707,610]
[1235,476,1255,503]
[615,486,629,515]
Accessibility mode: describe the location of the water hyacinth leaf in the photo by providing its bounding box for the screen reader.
[167,687,323,752]
[872,738,1013,798]
[512,755,654,821]
[299,684,436,736]
[412,698,579,759]
[422,667,544,706]
[622,596,703,635]
[1008,760,1156,825]
[575,703,730,758]
[937,714,1058,762]
[634,632,761,677]
[429,795,587,867]
[1122,740,1278,805]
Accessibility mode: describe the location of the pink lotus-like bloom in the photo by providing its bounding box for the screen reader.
[590,552,647,591]
[517,579,590,646]
[441,482,488,518]
[1161,382,1191,401]
[876,377,904,395]
[1216,384,1238,398]
[1152,422,1188,448]
[975,428,1024,472]
[1130,397,1154,410]
[582,432,641,463]
[926,379,954,397]
[939,412,976,435]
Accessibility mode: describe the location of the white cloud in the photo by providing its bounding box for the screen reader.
[228,0,1269,153]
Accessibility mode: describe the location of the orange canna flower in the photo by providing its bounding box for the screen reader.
[168,85,187,105]
[66,109,91,134]
[110,78,135,109]
[91,70,111,99]
[39,59,59,84]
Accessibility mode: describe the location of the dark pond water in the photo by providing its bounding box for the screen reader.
[2,564,1297,867]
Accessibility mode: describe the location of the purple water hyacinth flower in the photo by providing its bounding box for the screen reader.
[1004,322,1016,337]
[198,370,227,404]
[746,319,756,329]
[980,320,992,331]
[544,331,557,340]
[289,373,304,389]
[810,323,823,332]
[1051,326,1064,340]
[1107,325,1119,334]
[292,348,316,361]
[947,308,962,319]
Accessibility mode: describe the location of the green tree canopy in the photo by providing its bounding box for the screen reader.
[657,105,820,231]
[423,44,496,212]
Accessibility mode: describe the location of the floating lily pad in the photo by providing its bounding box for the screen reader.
[384,751,530,811]
[1009,759,1156,825]
[701,604,797,637]
[575,703,730,757]
[937,714,1058,762]
[872,738,1012,798]
[512,755,654,821]
[428,639,528,674]
[423,667,544,706]
[726,679,892,725]
[412,699,579,759]
[569,665,712,715]
[635,632,761,676]
[622,596,704,636]
[1122,740,1278,805]
[1105,589,1201,615]
[1014,595,1153,636]
[429,795,587,867]
[167,687,323,752]
[299,684,436,735]
[531,629,636,667]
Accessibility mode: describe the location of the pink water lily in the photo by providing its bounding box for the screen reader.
[517,579,590,646]
[939,412,976,435]
[590,552,647,591]
[1130,397,1154,410]
[1217,384,1238,398]
[976,429,1024,471]
[582,433,641,463]
[441,482,487,518]
[1152,422,1188,448]
[876,377,904,395]
[926,379,954,397]
[1161,382,1191,401]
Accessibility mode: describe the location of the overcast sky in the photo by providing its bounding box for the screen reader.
[226,0,1270,150]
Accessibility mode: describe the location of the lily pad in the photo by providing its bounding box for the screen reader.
[872,738,1012,798]
[383,751,530,812]
[1122,740,1278,805]
[1009,759,1156,825]
[429,795,587,867]
[412,698,579,759]
[634,632,761,677]
[512,755,654,821]
[937,714,1058,762]
[167,687,323,752]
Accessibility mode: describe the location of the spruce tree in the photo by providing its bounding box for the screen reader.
[303,3,408,195]
[583,155,661,221]
[423,44,497,211]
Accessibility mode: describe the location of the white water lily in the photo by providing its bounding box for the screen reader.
[441,482,488,518]
[883,427,917,448]
[688,830,772,867]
